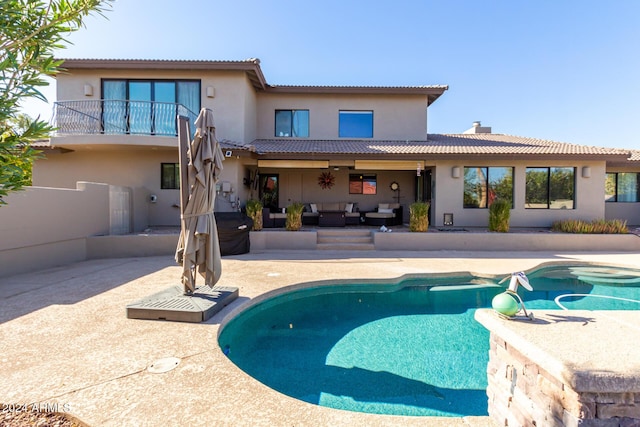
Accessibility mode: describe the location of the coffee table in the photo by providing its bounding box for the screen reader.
[318,210,346,227]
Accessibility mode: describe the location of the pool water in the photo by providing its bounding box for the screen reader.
[218,264,640,417]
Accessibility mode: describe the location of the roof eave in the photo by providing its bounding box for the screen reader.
[265,85,448,104]
[57,58,268,91]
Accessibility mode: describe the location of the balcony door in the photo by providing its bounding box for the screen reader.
[102,79,200,135]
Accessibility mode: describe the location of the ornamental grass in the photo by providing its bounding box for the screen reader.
[551,218,628,234]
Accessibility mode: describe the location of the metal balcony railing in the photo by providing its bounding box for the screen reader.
[53,100,198,137]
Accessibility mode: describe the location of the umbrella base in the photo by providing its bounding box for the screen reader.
[126,285,239,323]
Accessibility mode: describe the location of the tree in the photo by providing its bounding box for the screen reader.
[0,0,113,205]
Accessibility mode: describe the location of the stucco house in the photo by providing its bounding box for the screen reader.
[33,58,640,232]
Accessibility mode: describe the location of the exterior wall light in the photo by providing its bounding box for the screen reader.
[582,166,591,178]
[83,84,93,96]
[206,86,215,98]
[451,166,461,178]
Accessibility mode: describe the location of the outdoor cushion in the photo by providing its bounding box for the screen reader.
[378,208,394,214]
[378,203,390,210]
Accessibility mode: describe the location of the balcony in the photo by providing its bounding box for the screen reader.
[53,100,198,137]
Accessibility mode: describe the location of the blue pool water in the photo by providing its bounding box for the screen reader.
[218,264,640,417]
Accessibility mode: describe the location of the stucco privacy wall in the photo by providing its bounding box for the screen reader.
[34,149,182,230]
[256,92,428,140]
[0,182,109,278]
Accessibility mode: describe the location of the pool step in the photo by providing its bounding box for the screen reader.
[317,230,374,250]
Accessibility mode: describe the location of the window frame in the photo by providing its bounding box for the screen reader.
[339,110,373,138]
[161,163,180,190]
[606,172,640,202]
[274,109,309,138]
[525,167,575,209]
[101,78,201,136]
[463,166,514,209]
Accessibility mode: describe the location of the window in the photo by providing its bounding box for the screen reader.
[525,167,575,209]
[339,111,373,138]
[463,167,514,208]
[349,174,377,194]
[102,79,200,135]
[161,163,180,189]
[275,110,309,137]
[606,172,640,202]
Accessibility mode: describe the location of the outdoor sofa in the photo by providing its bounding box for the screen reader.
[364,203,403,226]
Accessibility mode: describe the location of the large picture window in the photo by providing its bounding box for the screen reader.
[349,174,377,194]
[161,163,180,189]
[463,167,513,208]
[339,111,373,138]
[102,79,200,135]
[606,172,640,202]
[525,167,575,209]
[275,110,309,137]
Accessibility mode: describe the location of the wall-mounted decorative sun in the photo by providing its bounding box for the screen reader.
[318,171,335,189]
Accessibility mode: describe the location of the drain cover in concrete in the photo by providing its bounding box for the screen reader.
[147,357,180,374]
[126,285,239,323]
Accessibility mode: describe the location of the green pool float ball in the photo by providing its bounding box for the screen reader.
[492,292,519,317]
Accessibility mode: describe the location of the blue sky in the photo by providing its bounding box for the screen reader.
[22,0,640,149]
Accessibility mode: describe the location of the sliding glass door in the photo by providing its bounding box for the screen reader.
[101,79,200,135]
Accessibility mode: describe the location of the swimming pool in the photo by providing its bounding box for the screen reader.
[218,263,640,417]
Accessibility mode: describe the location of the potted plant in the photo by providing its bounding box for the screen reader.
[285,202,305,231]
[409,201,429,232]
[245,199,263,231]
[489,199,511,232]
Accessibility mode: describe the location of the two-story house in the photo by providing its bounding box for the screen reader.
[34,58,639,232]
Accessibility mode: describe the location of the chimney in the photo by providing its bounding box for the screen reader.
[463,121,492,134]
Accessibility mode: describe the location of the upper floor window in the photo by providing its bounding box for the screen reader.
[463,167,513,208]
[606,172,639,202]
[525,167,575,209]
[102,79,200,135]
[339,111,373,138]
[275,110,309,137]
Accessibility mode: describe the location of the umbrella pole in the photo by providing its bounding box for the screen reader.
[177,115,195,295]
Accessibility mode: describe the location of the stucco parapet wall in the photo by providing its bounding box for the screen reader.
[475,309,640,393]
[373,230,640,252]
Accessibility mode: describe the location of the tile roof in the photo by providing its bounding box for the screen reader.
[250,134,631,157]
[32,134,635,161]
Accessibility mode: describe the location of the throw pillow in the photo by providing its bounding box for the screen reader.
[310,203,318,213]
[345,203,354,213]
[378,203,390,210]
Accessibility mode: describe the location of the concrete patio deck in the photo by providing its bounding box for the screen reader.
[1,250,639,426]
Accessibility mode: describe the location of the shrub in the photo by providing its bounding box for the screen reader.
[409,202,430,232]
[489,199,511,232]
[285,202,305,231]
[551,218,628,234]
[245,199,263,231]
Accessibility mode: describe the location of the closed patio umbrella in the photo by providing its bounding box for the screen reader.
[175,108,224,295]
